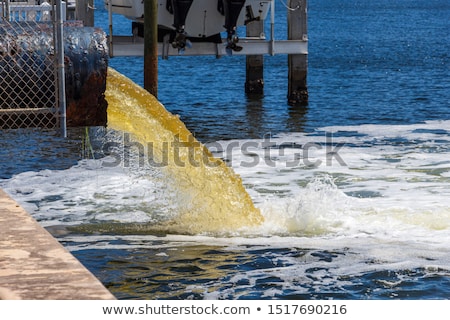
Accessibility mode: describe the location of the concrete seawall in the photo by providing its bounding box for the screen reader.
[0,189,115,300]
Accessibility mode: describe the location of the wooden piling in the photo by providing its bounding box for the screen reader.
[245,19,264,95]
[75,0,95,27]
[287,0,308,105]
[144,0,158,98]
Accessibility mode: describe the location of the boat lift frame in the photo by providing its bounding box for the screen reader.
[109,34,307,58]
[106,0,308,104]
[106,1,307,58]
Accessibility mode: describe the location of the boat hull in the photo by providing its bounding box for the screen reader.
[105,0,271,38]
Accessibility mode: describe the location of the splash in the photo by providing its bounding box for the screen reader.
[104,67,263,235]
[258,175,350,236]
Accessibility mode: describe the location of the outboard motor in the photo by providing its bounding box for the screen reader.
[169,0,194,51]
[222,0,246,52]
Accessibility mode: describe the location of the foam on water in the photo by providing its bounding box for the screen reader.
[2,158,176,226]
[3,149,450,299]
[2,75,449,298]
[2,120,450,272]
[3,120,450,239]
[235,121,450,241]
[58,230,449,299]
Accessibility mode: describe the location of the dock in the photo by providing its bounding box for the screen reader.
[0,189,115,300]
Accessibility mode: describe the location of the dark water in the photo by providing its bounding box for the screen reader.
[69,239,450,300]
[1,0,449,300]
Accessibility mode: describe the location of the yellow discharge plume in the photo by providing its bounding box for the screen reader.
[105,68,263,234]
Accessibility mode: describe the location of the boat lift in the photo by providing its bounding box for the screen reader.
[106,0,307,58]
[106,0,308,104]
[109,33,307,58]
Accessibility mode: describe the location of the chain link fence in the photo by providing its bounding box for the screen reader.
[0,1,60,129]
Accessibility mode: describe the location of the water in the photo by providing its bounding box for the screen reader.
[1,0,449,299]
[104,68,262,234]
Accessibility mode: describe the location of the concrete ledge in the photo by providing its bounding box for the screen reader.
[0,189,115,300]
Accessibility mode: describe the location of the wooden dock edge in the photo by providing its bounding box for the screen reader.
[0,189,115,300]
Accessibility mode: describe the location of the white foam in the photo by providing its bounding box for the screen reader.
[1,121,450,279]
[214,121,450,258]
[1,159,178,226]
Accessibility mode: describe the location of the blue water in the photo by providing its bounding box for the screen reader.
[1,0,450,300]
[100,0,450,140]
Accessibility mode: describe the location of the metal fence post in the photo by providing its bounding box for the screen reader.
[55,0,67,137]
[2,0,10,20]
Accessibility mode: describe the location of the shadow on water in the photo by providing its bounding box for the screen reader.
[287,102,308,133]
[245,95,309,137]
[245,95,264,139]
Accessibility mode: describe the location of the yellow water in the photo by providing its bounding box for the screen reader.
[104,67,263,235]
